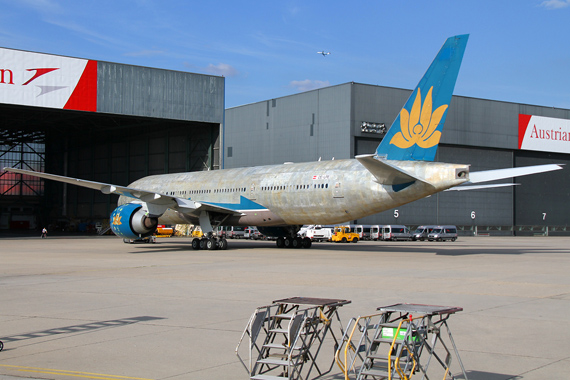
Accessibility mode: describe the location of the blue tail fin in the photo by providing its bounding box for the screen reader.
[376,34,469,161]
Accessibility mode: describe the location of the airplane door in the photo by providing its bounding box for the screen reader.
[333,181,343,198]
[249,182,257,200]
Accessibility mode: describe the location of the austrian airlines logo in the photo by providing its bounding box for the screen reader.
[389,86,447,149]
[0,48,97,112]
[23,68,59,85]
[23,68,68,96]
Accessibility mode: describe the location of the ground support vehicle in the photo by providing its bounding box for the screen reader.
[370,225,383,240]
[354,225,372,240]
[412,225,438,241]
[428,225,458,241]
[331,226,359,243]
[228,226,246,239]
[156,225,174,237]
[244,227,263,240]
[381,225,412,241]
[123,236,156,244]
[299,225,333,242]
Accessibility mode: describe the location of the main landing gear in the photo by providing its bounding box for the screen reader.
[275,236,312,249]
[191,236,228,250]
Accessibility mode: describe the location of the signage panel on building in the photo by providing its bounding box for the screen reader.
[0,48,97,112]
[519,114,570,154]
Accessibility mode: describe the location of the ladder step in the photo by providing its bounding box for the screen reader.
[257,358,291,366]
[373,338,404,344]
[263,343,303,350]
[251,375,288,380]
[272,313,295,319]
[379,323,407,328]
[360,368,402,379]
[367,353,411,362]
[269,328,289,334]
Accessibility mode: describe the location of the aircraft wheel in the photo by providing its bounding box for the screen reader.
[192,238,201,250]
[276,237,285,248]
[0,340,3,352]
[292,237,303,249]
[302,237,312,249]
[284,237,293,248]
[206,238,217,250]
[199,238,208,249]
[218,238,228,250]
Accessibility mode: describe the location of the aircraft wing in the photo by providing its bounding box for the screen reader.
[2,167,241,217]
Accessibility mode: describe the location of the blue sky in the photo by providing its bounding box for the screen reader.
[1,0,569,109]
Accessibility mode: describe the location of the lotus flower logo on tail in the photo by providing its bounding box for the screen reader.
[389,86,447,149]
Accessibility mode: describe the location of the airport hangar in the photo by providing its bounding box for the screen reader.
[0,47,224,232]
[224,83,570,235]
[1,47,569,236]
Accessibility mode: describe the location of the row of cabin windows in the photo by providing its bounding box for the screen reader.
[166,188,247,196]
[166,183,330,196]
[261,183,329,191]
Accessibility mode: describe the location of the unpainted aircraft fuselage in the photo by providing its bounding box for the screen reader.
[123,159,470,227]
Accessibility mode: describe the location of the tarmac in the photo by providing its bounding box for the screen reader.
[0,235,569,380]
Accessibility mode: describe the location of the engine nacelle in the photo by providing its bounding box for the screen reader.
[110,203,158,240]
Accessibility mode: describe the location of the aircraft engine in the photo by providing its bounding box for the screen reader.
[110,203,158,240]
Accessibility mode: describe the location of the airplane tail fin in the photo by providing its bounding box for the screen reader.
[376,34,469,161]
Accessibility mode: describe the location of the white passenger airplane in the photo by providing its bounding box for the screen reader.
[3,35,563,250]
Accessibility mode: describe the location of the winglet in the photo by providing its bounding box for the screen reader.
[376,34,469,161]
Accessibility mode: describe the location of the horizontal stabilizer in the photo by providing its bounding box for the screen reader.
[467,164,563,184]
[355,154,433,187]
[446,183,520,191]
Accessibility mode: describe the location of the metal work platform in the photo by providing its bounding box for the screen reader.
[335,303,468,380]
[236,297,351,380]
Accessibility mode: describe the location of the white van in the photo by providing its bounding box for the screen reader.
[244,227,262,240]
[227,226,246,239]
[428,226,458,241]
[306,225,333,242]
[381,225,411,241]
[370,225,382,241]
[412,225,438,241]
[354,225,372,240]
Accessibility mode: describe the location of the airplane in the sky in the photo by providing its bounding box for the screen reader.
[3,35,563,250]
[317,51,331,56]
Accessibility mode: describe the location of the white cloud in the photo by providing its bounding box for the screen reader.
[290,79,330,92]
[540,0,570,9]
[204,63,238,77]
